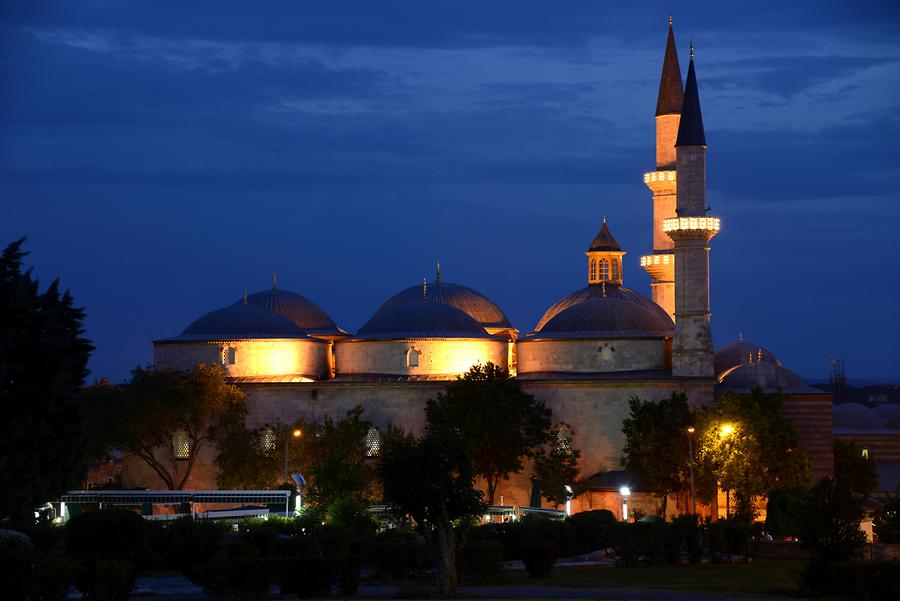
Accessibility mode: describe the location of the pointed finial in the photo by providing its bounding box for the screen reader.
[273,272,277,289]
[422,276,427,299]
[243,284,248,305]
[689,38,694,59]
[758,349,763,362]
[739,332,743,343]
[436,259,441,283]
[601,281,607,298]
[603,215,606,224]
[669,12,673,27]
[748,352,753,364]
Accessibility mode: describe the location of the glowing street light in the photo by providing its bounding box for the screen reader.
[619,486,631,521]
[284,428,302,482]
[720,423,735,437]
[687,426,696,516]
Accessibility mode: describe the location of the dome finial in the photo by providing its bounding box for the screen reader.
[436,259,441,283]
[603,215,606,223]
[738,331,743,343]
[243,284,248,305]
[689,38,694,59]
[669,11,672,27]
[422,276,428,299]
[273,272,277,289]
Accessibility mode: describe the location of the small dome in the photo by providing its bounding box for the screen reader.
[833,403,885,431]
[717,362,816,393]
[873,404,900,429]
[533,284,673,338]
[236,288,343,335]
[715,340,781,376]
[375,281,512,330]
[356,298,492,339]
[177,303,309,340]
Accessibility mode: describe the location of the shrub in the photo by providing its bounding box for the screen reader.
[457,540,503,576]
[65,509,148,567]
[196,557,270,600]
[82,560,134,601]
[669,515,702,565]
[708,518,755,559]
[632,521,667,566]
[0,529,33,601]
[800,560,900,600]
[163,518,226,571]
[365,531,430,580]
[873,486,900,544]
[566,509,616,553]
[766,486,807,538]
[32,553,77,601]
[468,518,576,560]
[326,498,377,537]
[275,555,333,598]
[521,540,557,578]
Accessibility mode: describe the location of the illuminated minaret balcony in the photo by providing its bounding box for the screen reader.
[663,216,721,241]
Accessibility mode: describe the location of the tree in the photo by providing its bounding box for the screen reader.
[380,429,484,597]
[765,485,808,538]
[833,439,878,497]
[695,388,811,520]
[426,362,552,505]
[798,476,866,562]
[532,423,581,508]
[305,406,376,506]
[620,393,694,516]
[0,238,94,522]
[874,485,900,543]
[107,364,245,490]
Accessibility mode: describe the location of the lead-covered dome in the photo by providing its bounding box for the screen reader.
[375,281,511,330]
[356,298,492,339]
[532,284,673,339]
[172,303,311,341]
[833,403,887,431]
[236,288,344,336]
[715,340,781,377]
[716,361,818,393]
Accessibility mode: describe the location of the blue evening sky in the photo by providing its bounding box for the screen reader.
[2,1,898,382]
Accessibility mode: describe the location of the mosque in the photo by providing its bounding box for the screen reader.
[135,22,842,516]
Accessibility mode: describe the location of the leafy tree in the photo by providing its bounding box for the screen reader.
[426,362,552,505]
[798,476,866,562]
[532,423,581,508]
[874,485,900,544]
[105,364,245,490]
[765,485,808,538]
[833,439,879,497]
[306,406,376,506]
[214,419,313,490]
[620,393,694,516]
[695,388,811,520]
[379,429,484,597]
[0,238,94,522]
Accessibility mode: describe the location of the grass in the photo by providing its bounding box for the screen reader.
[465,559,806,598]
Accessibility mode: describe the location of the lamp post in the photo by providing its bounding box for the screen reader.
[619,486,631,521]
[284,428,302,482]
[718,423,735,517]
[687,427,696,516]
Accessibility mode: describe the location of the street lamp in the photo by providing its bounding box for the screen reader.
[687,426,696,516]
[564,485,574,516]
[720,423,735,437]
[284,428,302,482]
[619,486,631,522]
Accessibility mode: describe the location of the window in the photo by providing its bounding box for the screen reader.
[407,348,419,367]
[862,448,870,459]
[599,345,614,367]
[599,259,609,281]
[612,260,619,281]
[554,424,573,456]
[261,427,276,456]
[222,346,236,365]
[173,429,191,460]
[365,426,382,457]
[589,259,597,280]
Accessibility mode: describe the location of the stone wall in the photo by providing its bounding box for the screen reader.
[334,337,508,377]
[517,338,667,374]
[154,338,329,380]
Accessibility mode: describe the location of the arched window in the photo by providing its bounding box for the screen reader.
[599,259,609,281]
[173,429,191,460]
[407,349,419,367]
[222,346,236,365]
[365,426,382,457]
[589,259,597,280]
[554,424,573,456]
[260,427,276,456]
[611,260,619,281]
[599,345,615,367]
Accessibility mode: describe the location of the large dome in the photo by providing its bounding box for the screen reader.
[532,284,673,339]
[174,303,310,341]
[374,281,511,330]
[715,340,781,376]
[716,362,817,393]
[833,403,887,431]
[356,298,493,339]
[235,288,343,336]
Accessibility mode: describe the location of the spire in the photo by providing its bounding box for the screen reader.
[655,16,684,117]
[273,272,277,289]
[675,49,707,146]
[588,219,622,251]
[422,277,427,299]
[436,259,441,283]
[243,285,248,304]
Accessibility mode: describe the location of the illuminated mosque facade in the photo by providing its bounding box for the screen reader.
[139,22,839,515]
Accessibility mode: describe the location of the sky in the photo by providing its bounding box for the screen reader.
[2,1,899,383]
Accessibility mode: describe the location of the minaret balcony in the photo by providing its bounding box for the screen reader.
[640,253,675,280]
[643,169,676,193]
[663,216,720,241]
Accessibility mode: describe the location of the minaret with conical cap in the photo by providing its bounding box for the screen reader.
[641,16,683,322]
[665,45,721,377]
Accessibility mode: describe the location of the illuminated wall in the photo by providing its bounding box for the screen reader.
[334,337,507,377]
[153,338,329,380]
[517,338,668,374]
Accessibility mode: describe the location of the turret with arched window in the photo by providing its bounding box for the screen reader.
[585,218,626,285]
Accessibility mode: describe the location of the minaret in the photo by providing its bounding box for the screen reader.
[641,16,683,322]
[665,46,721,378]
[585,218,625,286]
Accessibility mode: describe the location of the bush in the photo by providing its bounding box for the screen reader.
[668,515,702,565]
[708,518,755,559]
[365,531,431,580]
[65,509,148,567]
[0,529,33,601]
[566,509,616,553]
[81,560,133,601]
[326,498,377,537]
[457,540,503,576]
[195,557,270,600]
[468,517,576,560]
[800,560,900,600]
[522,540,557,578]
[632,521,667,566]
[32,553,77,601]
[163,518,226,571]
[766,486,807,538]
[275,555,333,598]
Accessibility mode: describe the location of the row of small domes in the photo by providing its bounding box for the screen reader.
[167,278,675,343]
